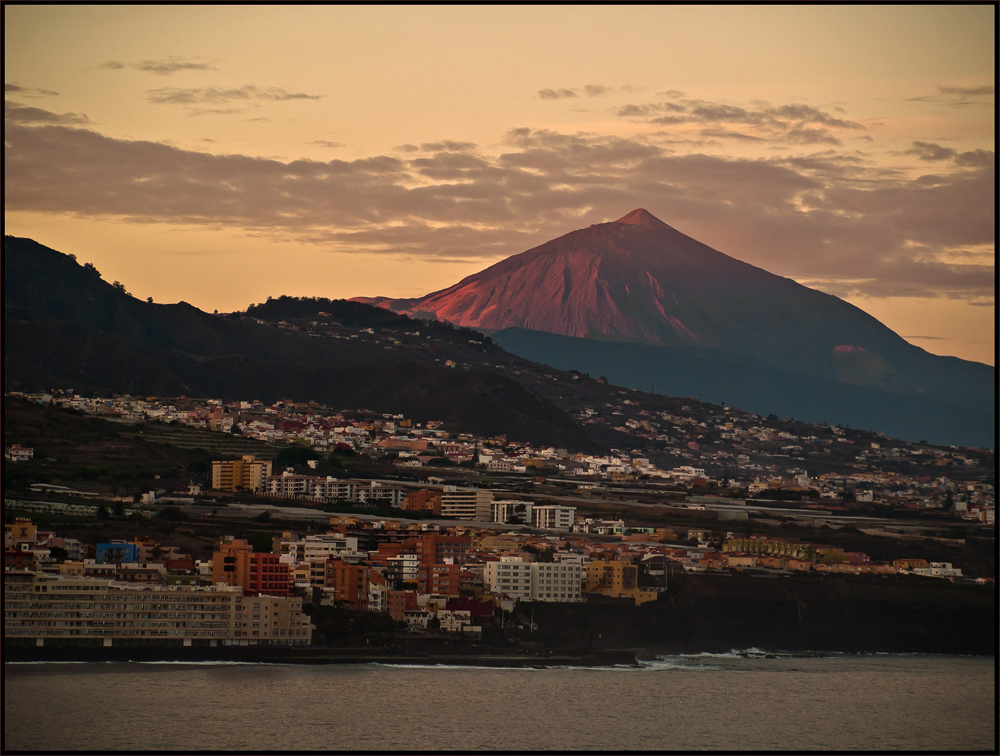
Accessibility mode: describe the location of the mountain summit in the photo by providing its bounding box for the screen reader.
[355,209,993,446]
[358,207,807,348]
[356,209,907,374]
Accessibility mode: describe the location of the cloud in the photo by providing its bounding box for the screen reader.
[906,141,957,161]
[904,141,994,168]
[907,85,994,107]
[5,83,58,97]
[100,57,216,75]
[146,85,322,106]
[4,100,92,126]
[4,115,993,302]
[699,128,766,142]
[539,88,577,100]
[540,85,613,99]
[311,140,344,149]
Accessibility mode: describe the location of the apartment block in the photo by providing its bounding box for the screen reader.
[440,486,493,521]
[532,504,576,531]
[483,556,582,602]
[212,537,290,596]
[212,455,272,493]
[4,571,312,646]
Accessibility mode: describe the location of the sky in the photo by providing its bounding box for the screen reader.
[4,5,995,364]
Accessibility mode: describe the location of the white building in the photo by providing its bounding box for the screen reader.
[483,556,583,602]
[912,562,963,579]
[491,500,533,525]
[440,486,494,521]
[532,504,576,532]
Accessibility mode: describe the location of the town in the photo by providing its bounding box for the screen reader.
[5,387,994,651]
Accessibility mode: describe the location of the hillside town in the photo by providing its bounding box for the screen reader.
[7,389,995,523]
[5,387,995,649]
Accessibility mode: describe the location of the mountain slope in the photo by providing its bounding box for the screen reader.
[355,209,994,447]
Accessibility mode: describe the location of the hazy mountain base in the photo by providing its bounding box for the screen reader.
[492,328,995,448]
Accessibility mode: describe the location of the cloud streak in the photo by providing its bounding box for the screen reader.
[907,84,994,107]
[101,56,217,75]
[539,84,614,99]
[4,108,993,303]
[5,83,59,97]
[146,85,323,105]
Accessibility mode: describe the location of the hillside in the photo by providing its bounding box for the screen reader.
[3,237,591,449]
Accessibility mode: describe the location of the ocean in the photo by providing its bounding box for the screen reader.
[3,652,995,751]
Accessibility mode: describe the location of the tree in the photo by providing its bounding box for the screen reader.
[97,504,110,520]
[427,616,441,630]
[249,532,273,553]
[253,510,272,523]
[49,546,69,562]
[112,502,126,519]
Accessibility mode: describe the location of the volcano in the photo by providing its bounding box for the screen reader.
[356,209,994,446]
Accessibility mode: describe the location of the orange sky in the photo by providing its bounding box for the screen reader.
[4,5,995,364]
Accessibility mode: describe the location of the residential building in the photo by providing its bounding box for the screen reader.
[211,537,290,596]
[323,559,370,609]
[402,489,442,514]
[492,500,533,525]
[95,540,139,565]
[440,486,493,521]
[532,504,576,532]
[212,455,272,493]
[4,571,312,646]
[483,556,582,602]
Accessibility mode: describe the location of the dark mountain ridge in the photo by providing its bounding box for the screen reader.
[3,236,588,448]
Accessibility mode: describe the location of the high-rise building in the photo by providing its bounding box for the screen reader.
[212,455,272,493]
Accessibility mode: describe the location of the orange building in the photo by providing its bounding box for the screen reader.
[416,562,461,596]
[415,533,472,565]
[324,558,370,609]
[212,537,290,596]
[402,489,442,514]
[387,589,418,622]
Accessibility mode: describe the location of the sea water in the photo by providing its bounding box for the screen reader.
[4,652,995,751]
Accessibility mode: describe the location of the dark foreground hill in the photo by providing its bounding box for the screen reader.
[527,572,995,656]
[358,209,994,448]
[3,236,588,449]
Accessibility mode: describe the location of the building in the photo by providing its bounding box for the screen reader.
[212,455,273,493]
[416,562,461,597]
[415,533,472,566]
[482,556,583,602]
[584,560,658,605]
[95,540,139,565]
[211,537,290,596]
[491,500,532,525]
[5,445,34,462]
[402,489,442,514]
[4,571,312,646]
[532,504,576,532]
[323,559,370,609]
[440,486,493,521]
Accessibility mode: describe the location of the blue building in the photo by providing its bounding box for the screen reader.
[95,540,138,564]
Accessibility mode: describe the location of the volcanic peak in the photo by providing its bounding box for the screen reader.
[614,208,671,229]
